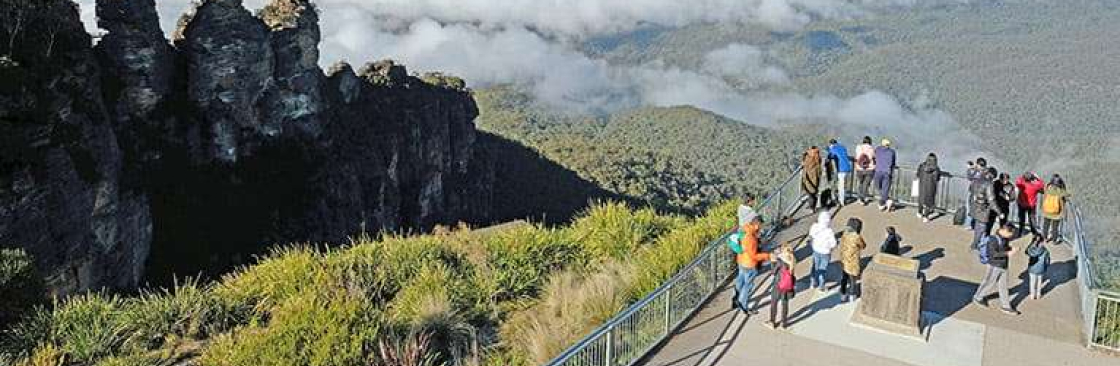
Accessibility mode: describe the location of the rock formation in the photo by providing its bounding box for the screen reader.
[0,0,494,292]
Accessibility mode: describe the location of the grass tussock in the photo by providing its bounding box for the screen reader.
[1,202,735,365]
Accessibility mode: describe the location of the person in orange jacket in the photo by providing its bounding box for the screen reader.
[733,213,771,314]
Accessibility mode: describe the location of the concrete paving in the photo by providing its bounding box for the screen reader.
[638,203,1116,366]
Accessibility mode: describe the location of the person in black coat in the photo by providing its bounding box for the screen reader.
[916,153,950,222]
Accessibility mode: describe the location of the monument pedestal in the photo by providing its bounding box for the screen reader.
[851,254,925,340]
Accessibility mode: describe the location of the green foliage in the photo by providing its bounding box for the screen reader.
[199,290,381,366]
[2,203,737,365]
[475,86,818,216]
[0,248,42,328]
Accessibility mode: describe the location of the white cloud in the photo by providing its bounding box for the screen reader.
[72,0,987,165]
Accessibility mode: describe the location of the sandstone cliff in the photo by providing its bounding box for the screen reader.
[0,0,494,292]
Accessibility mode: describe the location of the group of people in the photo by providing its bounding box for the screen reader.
[731,137,1074,329]
[799,137,899,213]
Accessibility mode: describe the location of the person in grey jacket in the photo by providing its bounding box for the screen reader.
[970,168,1004,250]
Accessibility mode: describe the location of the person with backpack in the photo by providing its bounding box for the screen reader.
[809,211,837,292]
[839,217,867,302]
[764,244,797,330]
[800,146,824,211]
[1024,235,1051,300]
[993,173,1016,227]
[880,226,903,256]
[1015,172,1045,236]
[1041,175,1070,244]
[828,139,853,206]
[854,136,876,205]
[915,153,949,222]
[970,168,1004,250]
[972,225,1020,315]
[733,213,770,314]
[873,139,897,211]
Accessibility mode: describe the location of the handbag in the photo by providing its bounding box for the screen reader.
[910,179,921,198]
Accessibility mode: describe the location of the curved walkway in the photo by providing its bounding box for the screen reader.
[638,204,1115,366]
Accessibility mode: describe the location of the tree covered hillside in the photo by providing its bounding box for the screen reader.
[475,86,821,216]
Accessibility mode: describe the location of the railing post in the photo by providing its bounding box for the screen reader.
[604,329,613,366]
[664,284,673,334]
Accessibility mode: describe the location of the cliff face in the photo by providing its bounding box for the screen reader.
[0,0,494,292]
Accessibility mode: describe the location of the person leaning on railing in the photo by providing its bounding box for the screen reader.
[1041,175,1070,244]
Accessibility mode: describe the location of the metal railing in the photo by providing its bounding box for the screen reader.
[542,168,804,366]
[545,164,1119,365]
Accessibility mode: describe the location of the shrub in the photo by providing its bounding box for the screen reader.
[12,294,128,364]
[0,248,43,328]
[211,246,330,321]
[500,263,633,365]
[481,225,584,303]
[567,203,683,261]
[118,279,237,353]
[199,290,382,366]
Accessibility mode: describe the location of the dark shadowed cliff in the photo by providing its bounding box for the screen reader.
[0,0,496,292]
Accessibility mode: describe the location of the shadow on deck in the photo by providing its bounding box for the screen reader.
[638,203,1113,366]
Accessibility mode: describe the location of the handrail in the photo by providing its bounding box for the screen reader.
[542,167,803,366]
[544,162,1119,362]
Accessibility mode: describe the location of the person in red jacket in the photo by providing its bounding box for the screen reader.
[1016,172,1045,236]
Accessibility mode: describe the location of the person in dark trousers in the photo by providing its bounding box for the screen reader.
[1024,235,1050,300]
[765,245,797,330]
[1041,175,1070,244]
[880,226,903,256]
[973,225,1019,315]
[970,168,1004,250]
[1015,172,1045,236]
[854,136,876,205]
[915,153,949,222]
[965,158,989,229]
[839,218,867,302]
[800,146,824,211]
[993,173,1016,227]
[872,139,897,211]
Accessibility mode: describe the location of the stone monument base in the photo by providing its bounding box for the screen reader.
[851,254,925,340]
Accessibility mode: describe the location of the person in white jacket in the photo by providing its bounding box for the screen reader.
[809,211,837,291]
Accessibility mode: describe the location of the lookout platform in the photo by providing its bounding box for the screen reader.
[637,203,1113,366]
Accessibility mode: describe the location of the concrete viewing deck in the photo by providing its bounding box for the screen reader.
[638,203,1115,366]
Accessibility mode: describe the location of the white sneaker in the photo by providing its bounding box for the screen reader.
[923,217,931,223]
[916,212,923,218]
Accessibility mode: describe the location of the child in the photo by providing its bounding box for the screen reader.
[880,226,903,256]
[765,245,797,330]
[1025,235,1051,300]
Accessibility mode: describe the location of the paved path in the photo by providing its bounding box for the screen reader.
[639,203,1116,366]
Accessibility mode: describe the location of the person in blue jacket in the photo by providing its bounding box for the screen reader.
[827,139,853,206]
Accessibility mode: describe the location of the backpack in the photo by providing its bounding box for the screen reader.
[777,263,795,292]
[727,233,743,254]
[977,235,996,265]
[1042,194,1063,215]
[857,153,871,170]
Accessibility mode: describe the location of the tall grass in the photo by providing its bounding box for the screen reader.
[2,201,735,365]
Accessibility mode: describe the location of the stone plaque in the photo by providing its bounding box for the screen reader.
[851,253,925,340]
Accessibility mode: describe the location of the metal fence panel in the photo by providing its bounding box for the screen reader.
[546,165,1119,364]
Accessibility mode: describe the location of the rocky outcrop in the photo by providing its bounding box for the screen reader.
[0,0,495,292]
[0,0,152,294]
